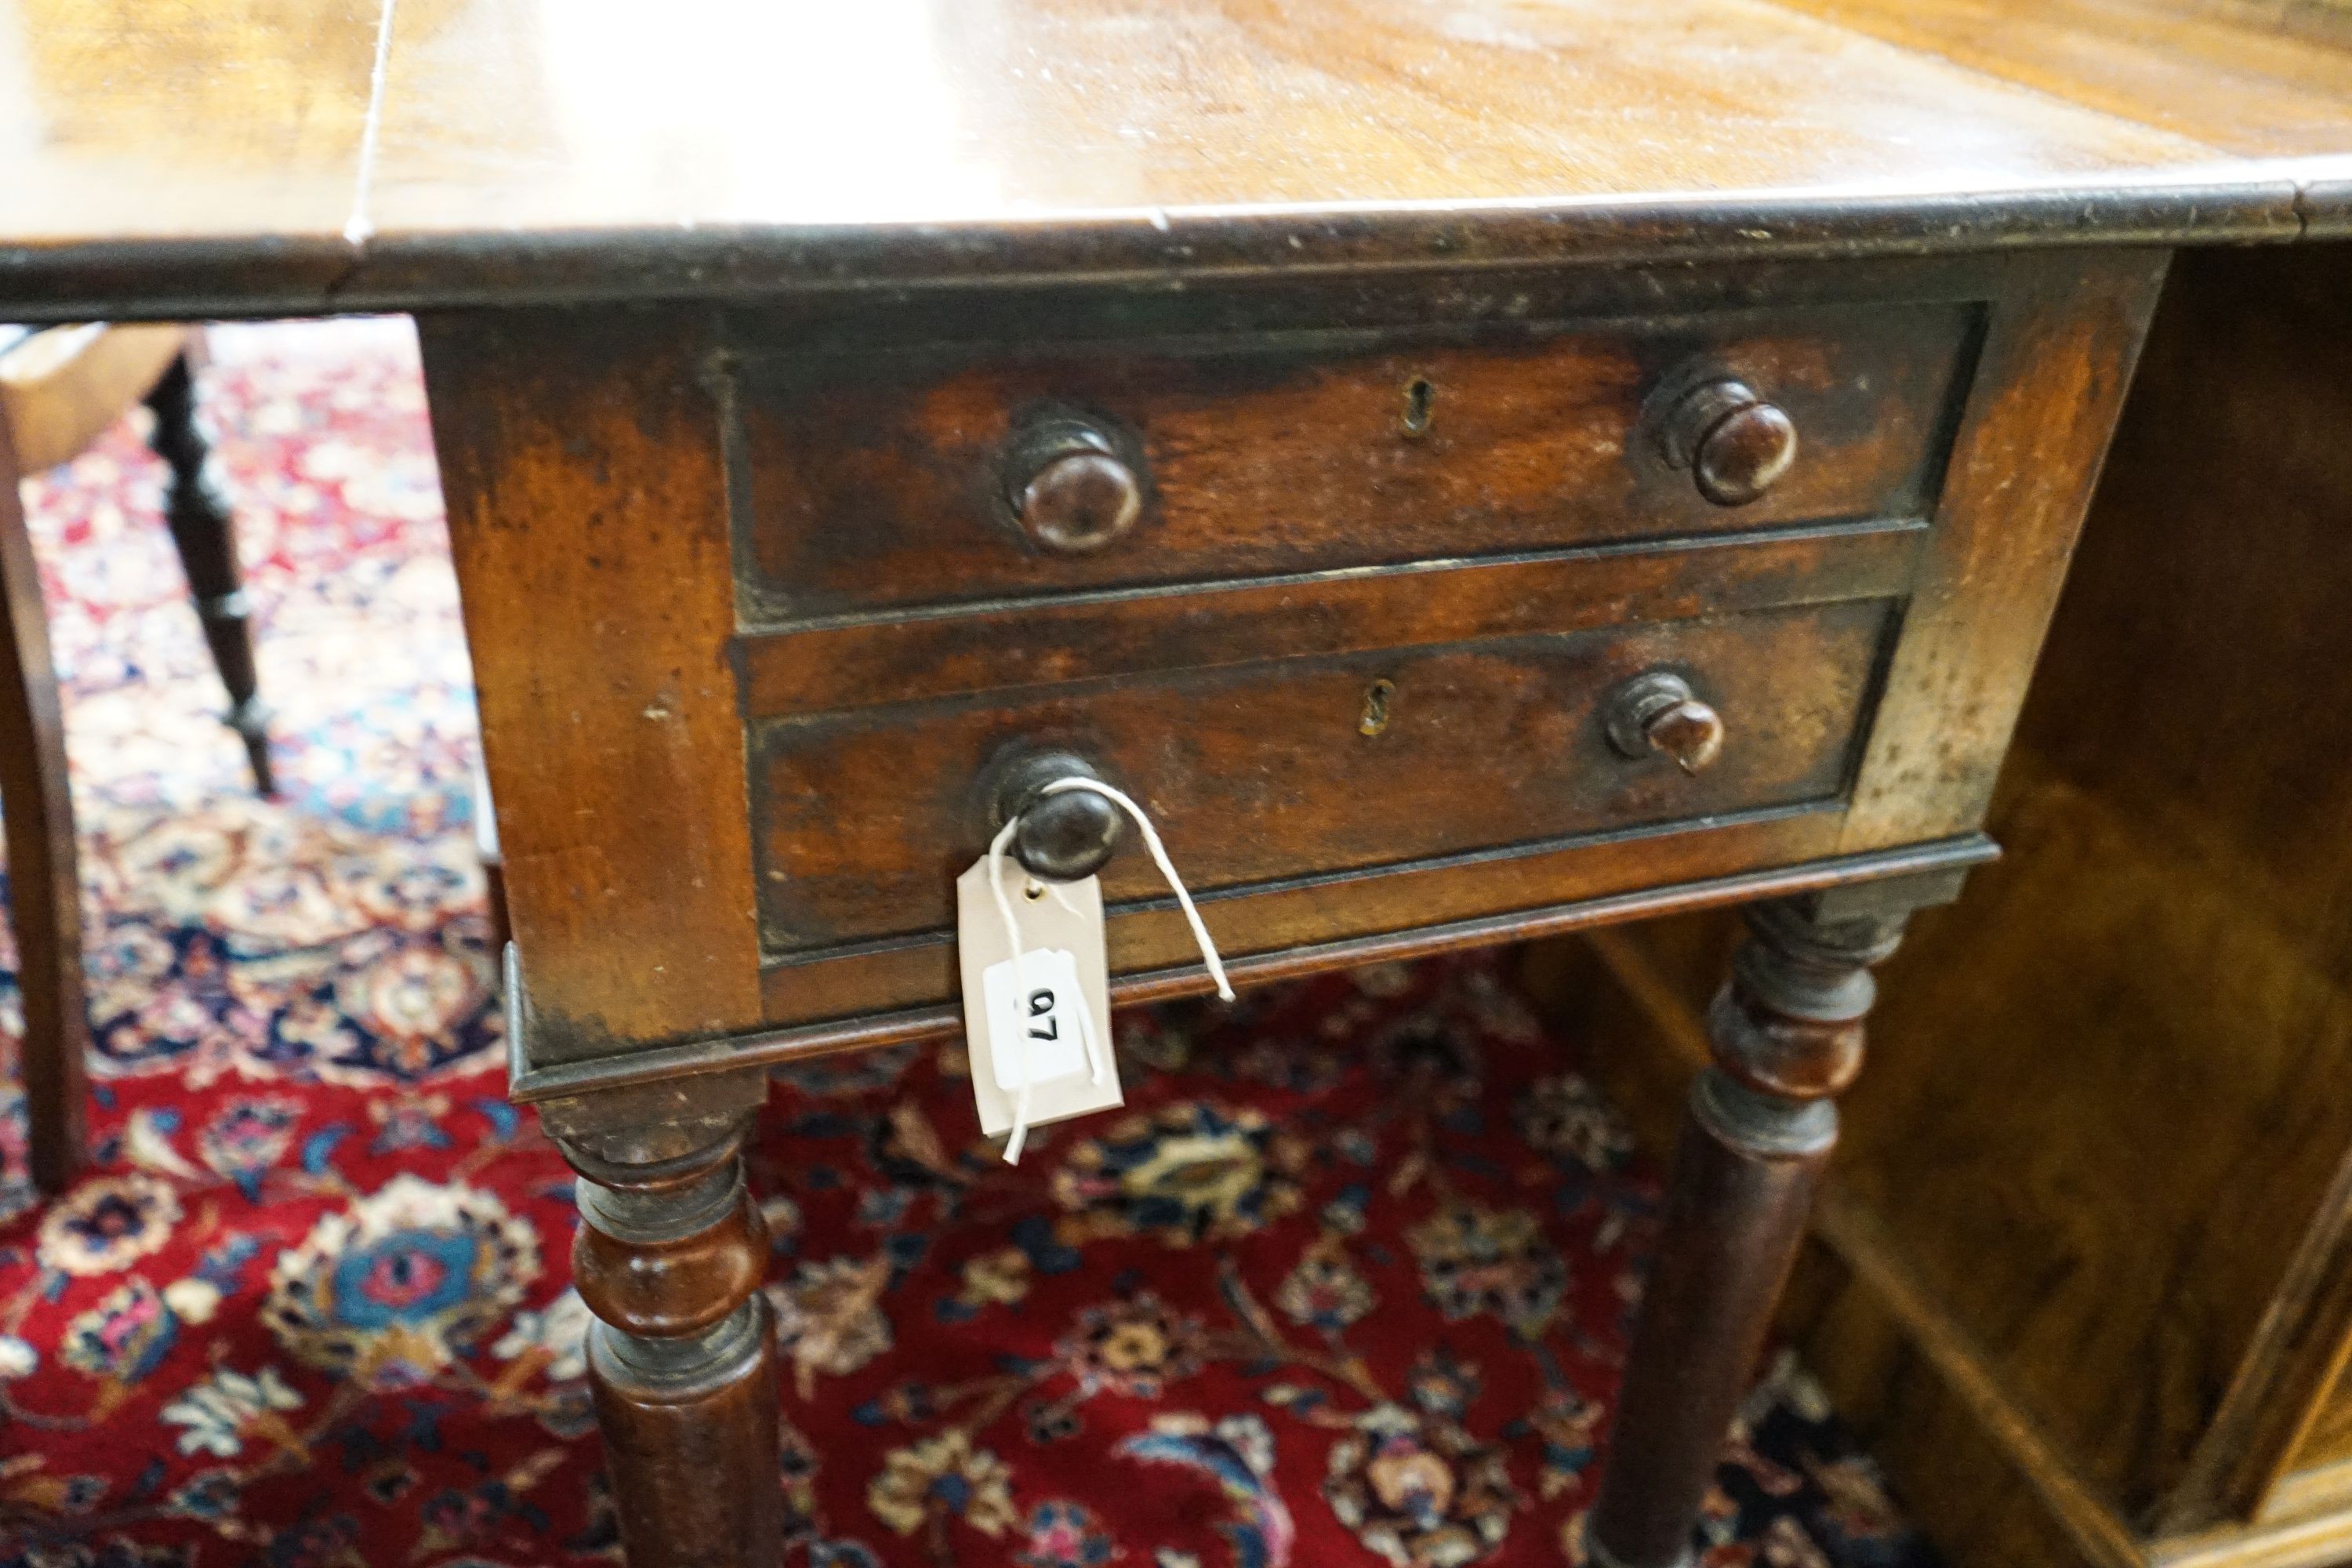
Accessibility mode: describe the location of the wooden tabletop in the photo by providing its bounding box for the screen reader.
[3,0,2349,318]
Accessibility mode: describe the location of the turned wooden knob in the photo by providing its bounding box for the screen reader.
[989,749,1124,881]
[1004,421,1143,553]
[1663,379,1798,506]
[1607,672,1726,775]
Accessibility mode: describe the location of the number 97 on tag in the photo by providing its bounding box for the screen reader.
[980,949,1093,1092]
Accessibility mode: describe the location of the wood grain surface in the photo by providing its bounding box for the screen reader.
[0,0,377,245]
[1836,248,2166,854]
[356,0,2236,238]
[419,309,768,1066]
[733,522,1925,717]
[0,0,2345,315]
[732,301,1971,620]
[416,249,2150,1070]
[1778,0,2352,157]
[1976,241,2352,1533]
[752,597,1893,950]
[0,404,90,1193]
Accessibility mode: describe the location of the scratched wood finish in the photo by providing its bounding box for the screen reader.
[360,0,2224,234]
[724,254,2156,1033]
[407,255,2152,1056]
[735,521,1922,717]
[1,0,2343,322]
[1777,0,2352,157]
[753,599,1894,952]
[728,260,2002,1025]
[1533,240,2352,1568]
[0,0,376,257]
[732,302,1974,619]
[1835,247,2165,855]
[418,311,768,1067]
[760,812,1890,1030]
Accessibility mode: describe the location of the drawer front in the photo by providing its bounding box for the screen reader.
[419,250,2168,1065]
[750,593,1896,954]
[731,300,1977,622]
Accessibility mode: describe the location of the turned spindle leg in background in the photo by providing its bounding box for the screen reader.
[143,351,271,796]
[1588,889,1920,1568]
[543,1069,782,1568]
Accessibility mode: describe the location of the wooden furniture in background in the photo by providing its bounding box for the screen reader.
[0,334,86,1200]
[0,323,265,1192]
[1532,238,2352,1568]
[5,3,2352,1566]
[0,326,274,796]
[1511,8,2352,1566]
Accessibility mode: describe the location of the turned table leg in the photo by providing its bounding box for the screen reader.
[552,1101,783,1568]
[143,352,271,797]
[1588,892,1913,1568]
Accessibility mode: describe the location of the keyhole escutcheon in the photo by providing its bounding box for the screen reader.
[1401,377,1436,437]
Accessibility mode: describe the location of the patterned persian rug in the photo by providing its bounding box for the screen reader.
[0,325,1934,1568]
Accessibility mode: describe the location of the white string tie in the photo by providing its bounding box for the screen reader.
[985,777,1232,1165]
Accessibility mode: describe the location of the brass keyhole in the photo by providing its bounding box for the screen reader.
[1401,377,1436,437]
[1359,678,1396,736]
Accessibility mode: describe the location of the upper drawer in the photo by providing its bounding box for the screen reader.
[729,299,1977,622]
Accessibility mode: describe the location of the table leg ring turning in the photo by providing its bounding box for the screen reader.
[1588,895,1911,1568]
[561,1120,785,1568]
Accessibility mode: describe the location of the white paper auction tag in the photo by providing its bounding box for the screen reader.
[956,856,1121,1157]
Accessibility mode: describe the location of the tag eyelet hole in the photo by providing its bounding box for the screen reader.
[1023,883,1047,902]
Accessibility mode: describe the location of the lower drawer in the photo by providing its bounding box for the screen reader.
[750,593,1896,955]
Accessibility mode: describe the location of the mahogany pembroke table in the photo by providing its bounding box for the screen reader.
[6,2,2352,1565]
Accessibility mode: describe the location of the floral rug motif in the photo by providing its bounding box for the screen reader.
[0,324,1933,1567]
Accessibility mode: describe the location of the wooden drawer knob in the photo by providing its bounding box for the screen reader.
[1607,672,1726,775]
[1004,421,1143,554]
[989,749,1125,880]
[1664,379,1798,507]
